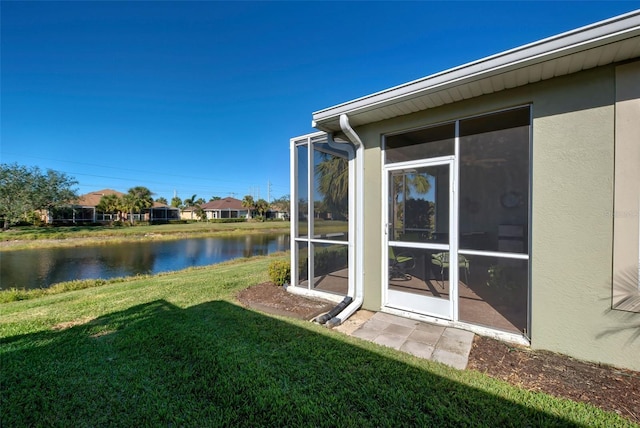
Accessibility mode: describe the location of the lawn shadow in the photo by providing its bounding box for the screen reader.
[1,300,617,427]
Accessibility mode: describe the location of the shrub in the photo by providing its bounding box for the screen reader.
[0,288,37,303]
[0,277,136,303]
[268,260,290,286]
[152,220,188,225]
[207,218,246,224]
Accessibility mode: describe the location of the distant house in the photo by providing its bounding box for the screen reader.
[48,189,179,223]
[149,203,180,222]
[269,201,290,220]
[269,210,289,221]
[179,205,200,221]
[201,197,249,220]
[182,197,289,221]
[289,12,640,372]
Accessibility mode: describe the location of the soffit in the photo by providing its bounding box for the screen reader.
[312,11,640,134]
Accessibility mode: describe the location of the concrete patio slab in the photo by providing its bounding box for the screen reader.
[401,340,435,359]
[408,327,444,346]
[346,311,475,369]
[432,348,469,370]
[383,323,415,337]
[373,332,406,349]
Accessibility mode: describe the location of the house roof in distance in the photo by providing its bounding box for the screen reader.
[312,10,640,134]
[201,197,245,211]
[75,189,124,207]
[75,189,174,209]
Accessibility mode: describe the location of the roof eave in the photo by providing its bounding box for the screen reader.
[312,10,640,132]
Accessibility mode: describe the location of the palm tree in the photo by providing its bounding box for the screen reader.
[125,186,154,224]
[271,195,290,218]
[155,196,168,205]
[316,153,349,218]
[391,171,432,239]
[182,194,205,221]
[242,195,255,219]
[183,194,198,209]
[194,205,206,221]
[96,194,123,225]
[171,196,183,209]
[255,198,269,221]
[406,172,430,194]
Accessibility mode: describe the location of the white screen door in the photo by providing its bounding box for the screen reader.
[385,159,456,319]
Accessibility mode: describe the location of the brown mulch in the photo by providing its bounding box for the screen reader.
[237,282,335,320]
[237,282,640,424]
[468,335,640,424]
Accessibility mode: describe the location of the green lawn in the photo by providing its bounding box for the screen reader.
[1,256,634,427]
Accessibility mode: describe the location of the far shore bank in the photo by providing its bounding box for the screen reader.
[0,221,291,251]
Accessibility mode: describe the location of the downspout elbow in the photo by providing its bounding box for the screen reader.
[339,114,363,148]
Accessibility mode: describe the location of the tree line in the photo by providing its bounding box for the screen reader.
[1,163,291,229]
[0,163,78,230]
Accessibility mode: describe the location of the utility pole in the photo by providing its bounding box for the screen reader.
[267,180,271,203]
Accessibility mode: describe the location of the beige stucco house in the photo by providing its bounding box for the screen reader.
[203,197,249,219]
[180,197,250,220]
[290,11,640,371]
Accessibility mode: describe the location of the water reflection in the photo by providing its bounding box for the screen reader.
[0,234,290,290]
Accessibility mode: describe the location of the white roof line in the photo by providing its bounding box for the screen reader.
[313,10,640,122]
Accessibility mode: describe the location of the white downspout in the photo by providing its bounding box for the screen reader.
[325,113,365,327]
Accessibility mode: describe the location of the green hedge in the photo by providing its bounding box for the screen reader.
[207,218,247,224]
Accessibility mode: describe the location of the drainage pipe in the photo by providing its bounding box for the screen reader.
[311,134,355,326]
[326,132,356,298]
[315,296,353,324]
[325,113,365,328]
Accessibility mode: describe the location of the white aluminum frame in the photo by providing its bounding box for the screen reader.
[384,157,457,320]
[381,105,532,339]
[290,132,354,302]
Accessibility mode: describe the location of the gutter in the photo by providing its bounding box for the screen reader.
[312,11,640,128]
[324,114,365,328]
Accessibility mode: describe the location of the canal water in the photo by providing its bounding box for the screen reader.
[0,234,290,290]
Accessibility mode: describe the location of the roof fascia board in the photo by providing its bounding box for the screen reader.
[313,10,640,124]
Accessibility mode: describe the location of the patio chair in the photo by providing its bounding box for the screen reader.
[431,252,470,288]
[389,247,415,280]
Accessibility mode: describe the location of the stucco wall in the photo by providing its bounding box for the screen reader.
[359,138,383,311]
[612,61,640,312]
[351,64,640,371]
[530,66,639,371]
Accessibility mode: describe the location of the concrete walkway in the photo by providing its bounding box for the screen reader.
[341,311,475,370]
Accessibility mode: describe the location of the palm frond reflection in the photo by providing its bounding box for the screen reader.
[315,152,349,220]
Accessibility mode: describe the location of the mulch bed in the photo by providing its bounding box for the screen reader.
[468,335,640,424]
[237,282,640,424]
[236,282,335,320]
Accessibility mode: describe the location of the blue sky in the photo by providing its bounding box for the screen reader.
[2,1,637,204]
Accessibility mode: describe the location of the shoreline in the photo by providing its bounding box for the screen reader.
[0,228,290,251]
